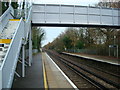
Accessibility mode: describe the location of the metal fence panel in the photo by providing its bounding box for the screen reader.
[46,14,59,23]
[75,7,87,14]
[75,15,87,24]
[46,6,59,13]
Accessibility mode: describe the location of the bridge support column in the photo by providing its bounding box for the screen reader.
[22,45,25,77]
[29,29,32,66]
[0,69,2,89]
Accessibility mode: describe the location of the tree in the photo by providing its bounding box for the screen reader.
[96,0,120,8]
[44,27,119,57]
[32,27,45,52]
[2,2,9,13]
[11,2,18,9]
[1,1,18,14]
[75,40,84,49]
[63,36,72,50]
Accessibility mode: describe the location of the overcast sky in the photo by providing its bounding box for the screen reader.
[34,0,99,6]
[33,0,99,47]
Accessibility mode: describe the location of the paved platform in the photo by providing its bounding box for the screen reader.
[12,53,44,88]
[42,52,77,89]
[63,52,120,65]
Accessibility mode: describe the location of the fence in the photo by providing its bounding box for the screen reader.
[67,46,119,58]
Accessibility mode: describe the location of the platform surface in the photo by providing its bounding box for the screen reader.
[63,52,120,65]
[12,53,44,88]
[42,52,76,89]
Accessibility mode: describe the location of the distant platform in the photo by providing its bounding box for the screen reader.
[62,52,120,66]
[42,52,77,89]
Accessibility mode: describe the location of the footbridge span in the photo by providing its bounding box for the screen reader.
[32,4,120,28]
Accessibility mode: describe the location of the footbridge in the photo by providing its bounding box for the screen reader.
[0,3,120,89]
[32,4,120,28]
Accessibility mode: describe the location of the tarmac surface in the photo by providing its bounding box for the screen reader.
[12,53,44,88]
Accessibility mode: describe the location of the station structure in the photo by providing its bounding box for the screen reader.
[0,1,120,89]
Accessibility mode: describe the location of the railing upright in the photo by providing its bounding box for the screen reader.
[0,69,2,90]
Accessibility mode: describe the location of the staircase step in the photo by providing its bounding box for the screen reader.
[0,39,11,44]
[0,20,19,39]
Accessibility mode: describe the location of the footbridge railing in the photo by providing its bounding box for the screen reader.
[25,7,32,41]
[0,6,14,34]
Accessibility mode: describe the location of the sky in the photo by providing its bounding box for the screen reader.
[33,0,99,47]
[41,27,66,47]
[34,0,99,6]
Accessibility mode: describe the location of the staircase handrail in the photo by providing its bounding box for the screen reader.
[25,6,32,42]
[0,6,14,34]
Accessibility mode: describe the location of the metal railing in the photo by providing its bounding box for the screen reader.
[0,18,25,88]
[14,9,25,19]
[25,7,32,41]
[14,6,32,41]
[0,6,14,34]
[14,6,32,19]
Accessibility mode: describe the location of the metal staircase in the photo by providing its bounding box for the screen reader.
[0,20,19,67]
[0,5,32,89]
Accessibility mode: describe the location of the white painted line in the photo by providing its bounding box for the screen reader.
[45,52,78,90]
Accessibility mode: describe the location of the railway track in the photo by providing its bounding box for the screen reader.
[46,50,120,89]
[61,52,120,77]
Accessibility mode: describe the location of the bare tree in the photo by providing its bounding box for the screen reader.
[97,0,120,8]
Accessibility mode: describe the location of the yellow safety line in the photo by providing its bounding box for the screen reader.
[9,19,20,21]
[42,58,48,89]
[9,19,26,21]
[0,39,11,44]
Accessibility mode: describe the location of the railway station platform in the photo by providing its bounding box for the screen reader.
[42,52,77,89]
[12,52,77,89]
[12,53,44,88]
[63,52,120,65]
